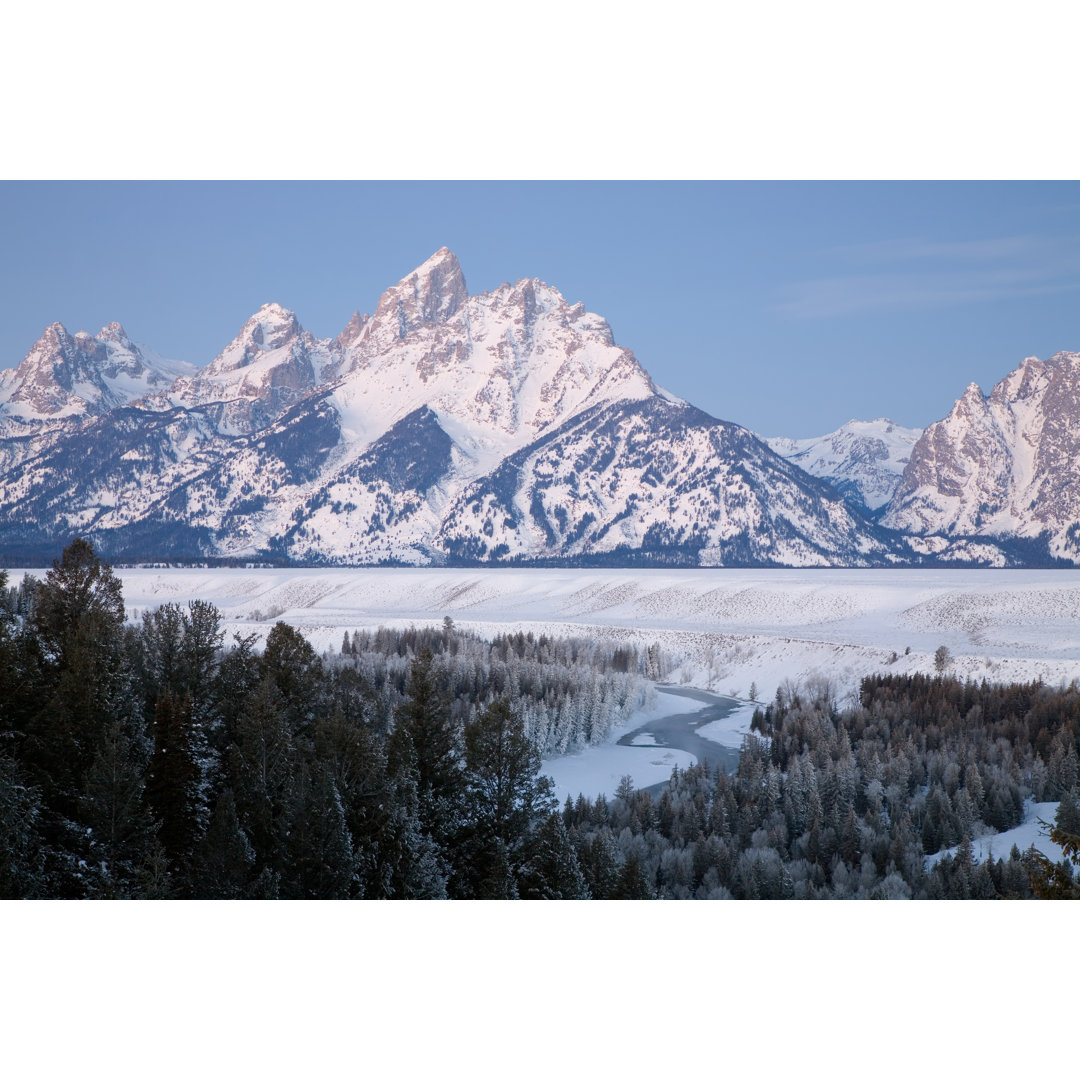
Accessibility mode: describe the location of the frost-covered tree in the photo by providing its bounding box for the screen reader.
[519,812,590,899]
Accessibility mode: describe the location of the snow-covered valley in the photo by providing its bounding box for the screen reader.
[18,564,1076,706]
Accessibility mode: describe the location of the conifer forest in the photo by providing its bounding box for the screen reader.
[1,540,1078,899]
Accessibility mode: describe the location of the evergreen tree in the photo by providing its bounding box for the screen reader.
[261,622,324,739]
[25,539,129,807]
[519,812,590,899]
[0,753,45,898]
[390,647,464,851]
[576,831,619,899]
[281,759,358,899]
[188,788,258,899]
[614,852,653,899]
[79,719,168,899]
[145,692,201,872]
[459,697,555,896]
[226,676,297,878]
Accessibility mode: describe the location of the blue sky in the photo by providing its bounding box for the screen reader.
[2,181,1078,436]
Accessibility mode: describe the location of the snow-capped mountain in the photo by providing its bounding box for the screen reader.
[883,351,1080,562]
[437,397,903,566]
[324,248,659,472]
[765,418,922,514]
[0,248,1006,567]
[150,302,336,435]
[0,321,194,429]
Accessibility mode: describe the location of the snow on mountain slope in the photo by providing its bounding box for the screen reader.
[765,418,922,512]
[0,248,1036,569]
[437,397,905,566]
[137,248,682,564]
[154,302,336,435]
[0,321,193,428]
[0,248,670,563]
[883,351,1080,562]
[325,247,661,477]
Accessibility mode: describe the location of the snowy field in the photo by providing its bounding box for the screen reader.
[926,801,1068,868]
[33,565,1080,706]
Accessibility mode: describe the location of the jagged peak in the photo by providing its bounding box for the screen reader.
[22,322,96,367]
[246,301,298,328]
[96,321,132,344]
[199,302,304,379]
[1046,350,1080,366]
[37,321,70,344]
[414,245,459,275]
[255,300,293,318]
[373,247,468,337]
[238,302,301,345]
[337,311,370,350]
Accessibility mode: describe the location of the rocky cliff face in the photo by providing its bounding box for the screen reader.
[0,321,193,427]
[883,351,1080,561]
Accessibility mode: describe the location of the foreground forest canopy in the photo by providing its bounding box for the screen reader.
[1,540,1078,899]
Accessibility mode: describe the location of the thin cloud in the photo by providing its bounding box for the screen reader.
[777,270,1080,319]
[833,234,1058,263]
[778,234,1080,318]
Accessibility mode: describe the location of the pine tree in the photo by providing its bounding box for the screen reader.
[145,692,201,872]
[518,812,590,899]
[459,697,555,896]
[280,759,358,899]
[316,706,446,899]
[577,831,619,899]
[188,788,257,899]
[26,539,129,806]
[1026,795,1080,899]
[389,647,464,851]
[0,753,45,898]
[226,676,297,878]
[80,719,168,899]
[261,622,324,740]
[614,852,653,899]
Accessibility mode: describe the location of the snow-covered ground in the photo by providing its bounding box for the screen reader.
[544,743,694,805]
[16,564,1077,812]
[38,565,1079,705]
[926,801,1069,867]
[542,691,700,803]
[696,701,762,749]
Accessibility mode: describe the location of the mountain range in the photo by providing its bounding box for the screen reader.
[0,248,1075,567]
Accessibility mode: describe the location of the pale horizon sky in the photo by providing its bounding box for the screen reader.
[2,181,1078,437]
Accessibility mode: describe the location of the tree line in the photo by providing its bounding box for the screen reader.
[549,672,1079,898]
[0,539,653,898]
[2,539,1077,899]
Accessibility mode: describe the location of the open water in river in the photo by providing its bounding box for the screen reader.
[618,686,746,795]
